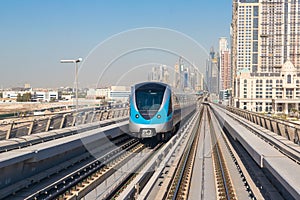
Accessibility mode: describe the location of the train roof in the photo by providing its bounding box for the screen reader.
[132,81,169,88]
[131,82,194,95]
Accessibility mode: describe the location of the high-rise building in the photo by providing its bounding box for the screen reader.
[206,47,219,94]
[195,72,204,92]
[232,0,300,114]
[149,65,169,84]
[183,68,189,88]
[174,62,180,89]
[219,37,232,94]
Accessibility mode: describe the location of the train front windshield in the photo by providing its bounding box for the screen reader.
[135,84,166,119]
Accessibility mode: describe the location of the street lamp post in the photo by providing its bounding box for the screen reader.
[60,58,83,113]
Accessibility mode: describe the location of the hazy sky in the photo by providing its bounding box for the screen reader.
[0,0,232,88]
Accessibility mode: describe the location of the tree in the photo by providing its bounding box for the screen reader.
[0,93,2,98]
[22,93,31,102]
[17,93,22,102]
[50,97,56,102]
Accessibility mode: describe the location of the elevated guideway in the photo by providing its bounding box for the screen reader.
[1,102,300,199]
[0,117,128,199]
[211,103,300,199]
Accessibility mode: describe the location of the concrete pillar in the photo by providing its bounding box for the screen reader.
[269,120,275,133]
[284,125,290,140]
[260,116,264,127]
[45,116,52,132]
[108,110,113,119]
[99,111,104,121]
[60,114,67,129]
[295,103,299,111]
[28,121,35,135]
[247,113,251,121]
[91,111,96,123]
[265,118,270,130]
[276,122,282,136]
[72,113,77,126]
[295,129,300,144]
[256,115,260,125]
[82,113,88,124]
[284,103,288,115]
[249,114,253,122]
[261,117,266,128]
[6,122,14,140]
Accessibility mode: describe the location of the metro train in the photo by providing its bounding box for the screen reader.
[129,82,197,142]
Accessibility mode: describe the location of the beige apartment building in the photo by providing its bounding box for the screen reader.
[232,0,300,114]
[219,37,232,92]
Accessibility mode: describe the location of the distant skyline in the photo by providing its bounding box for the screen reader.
[0,0,232,88]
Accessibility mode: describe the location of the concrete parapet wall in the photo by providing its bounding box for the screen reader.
[226,106,300,145]
[0,108,129,141]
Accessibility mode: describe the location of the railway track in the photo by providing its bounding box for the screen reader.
[6,103,275,200]
[165,105,237,199]
[104,142,164,200]
[208,107,236,200]
[212,103,300,199]
[59,140,145,200]
[161,104,259,200]
[5,134,134,200]
[2,109,198,200]
[165,105,204,199]
[108,108,200,200]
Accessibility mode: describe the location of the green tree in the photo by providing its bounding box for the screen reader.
[17,93,22,102]
[22,93,32,102]
[50,97,56,102]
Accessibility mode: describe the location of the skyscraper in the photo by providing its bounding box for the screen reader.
[206,47,219,94]
[149,65,169,84]
[174,62,180,89]
[232,0,300,114]
[219,37,232,92]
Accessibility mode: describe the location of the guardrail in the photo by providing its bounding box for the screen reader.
[0,108,129,140]
[0,120,129,199]
[225,106,300,145]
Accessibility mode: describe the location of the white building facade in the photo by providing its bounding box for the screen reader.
[3,90,59,102]
[232,0,300,114]
[86,86,130,102]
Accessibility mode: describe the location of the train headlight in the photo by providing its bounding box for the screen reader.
[157,114,161,119]
[135,114,139,118]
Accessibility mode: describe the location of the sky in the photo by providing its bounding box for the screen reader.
[0,0,232,89]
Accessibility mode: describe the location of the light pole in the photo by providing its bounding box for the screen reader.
[60,58,83,113]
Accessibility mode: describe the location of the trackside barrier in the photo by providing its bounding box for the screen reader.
[225,106,300,145]
[0,108,129,140]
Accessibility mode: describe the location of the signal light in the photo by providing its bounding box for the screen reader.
[157,114,161,119]
[135,114,139,118]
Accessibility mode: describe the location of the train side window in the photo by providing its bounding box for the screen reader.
[168,96,172,116]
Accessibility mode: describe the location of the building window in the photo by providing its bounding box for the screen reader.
[253,6,259,16]
[286,89,293,99]
[256,102,262,112]
[287,74,292,84]
[266,102,272,112]
[253,18,258,28]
